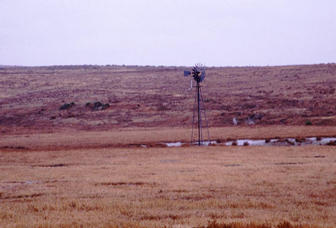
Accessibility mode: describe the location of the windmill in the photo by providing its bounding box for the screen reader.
[184,64,210,146]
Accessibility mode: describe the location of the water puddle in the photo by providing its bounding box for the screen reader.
[164,137,336,147]
[166,142,183,147]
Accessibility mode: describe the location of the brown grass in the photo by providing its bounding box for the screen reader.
[0,145,335,227]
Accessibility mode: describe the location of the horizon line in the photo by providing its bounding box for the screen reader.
[1,62,336,69]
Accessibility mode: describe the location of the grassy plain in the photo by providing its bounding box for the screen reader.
[0,145,335,227]
[1,64,336,227]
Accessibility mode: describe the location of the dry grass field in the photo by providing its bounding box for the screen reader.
[0,145,335,227]
[1,64,336,227]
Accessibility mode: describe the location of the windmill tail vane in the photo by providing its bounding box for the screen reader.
[184,71,191,77]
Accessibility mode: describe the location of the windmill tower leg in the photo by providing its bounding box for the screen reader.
[191,84,197,144]
[197,82,201,146]
[200,86,210,142]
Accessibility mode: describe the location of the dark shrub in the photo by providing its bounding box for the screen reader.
[94,101,103,110]
[59,102,75,110]
[305,120,312,125]
[86,101,110,111]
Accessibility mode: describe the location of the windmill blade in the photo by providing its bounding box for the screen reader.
[184,70,191,77]
[192,67,200,77]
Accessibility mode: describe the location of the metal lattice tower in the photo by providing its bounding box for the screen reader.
[184,64,210,146]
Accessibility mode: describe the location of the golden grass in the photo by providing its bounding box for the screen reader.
[0,145,335,227]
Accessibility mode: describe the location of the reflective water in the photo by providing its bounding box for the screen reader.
[166,142,183,147]
[165,137,336,147]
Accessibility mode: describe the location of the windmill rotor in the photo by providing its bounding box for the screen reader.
[186,64,206,83]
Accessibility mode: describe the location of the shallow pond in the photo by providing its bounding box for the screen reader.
[165,137,336,147]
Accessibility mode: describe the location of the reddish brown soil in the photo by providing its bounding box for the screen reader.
[1,64,336,134]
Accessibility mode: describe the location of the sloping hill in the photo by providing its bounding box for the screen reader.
[0,64,336,134]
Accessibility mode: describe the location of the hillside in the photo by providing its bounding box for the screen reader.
[1,64,336,134]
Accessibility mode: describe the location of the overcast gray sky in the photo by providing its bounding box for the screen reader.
[1,0,335,66]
